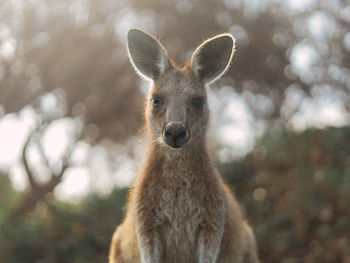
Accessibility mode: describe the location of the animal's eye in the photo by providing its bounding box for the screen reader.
[191,97,205,110]
[152,96,163,108]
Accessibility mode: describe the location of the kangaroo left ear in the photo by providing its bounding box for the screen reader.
[190,33,235,84]
[127,29,170,81]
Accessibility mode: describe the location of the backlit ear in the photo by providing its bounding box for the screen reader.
[127,29,170,81]
[190,33,235,83]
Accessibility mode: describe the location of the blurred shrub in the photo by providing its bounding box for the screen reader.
[1,126,349,263]
[0,186,128,263]
[218,126,350,263]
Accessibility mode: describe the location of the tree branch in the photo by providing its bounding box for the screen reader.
[22,132,39,191]
[11,118,83,220]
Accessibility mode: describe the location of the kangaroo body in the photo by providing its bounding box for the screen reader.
[109,29,259,263]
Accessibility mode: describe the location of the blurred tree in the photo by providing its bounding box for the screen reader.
[10,115,83,219]
[1,0,349,140]
[0,0,144,142]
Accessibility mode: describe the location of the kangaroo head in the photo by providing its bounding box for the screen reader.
[127,29,235,149]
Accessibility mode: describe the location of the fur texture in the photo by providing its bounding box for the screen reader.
[109,29,259,263]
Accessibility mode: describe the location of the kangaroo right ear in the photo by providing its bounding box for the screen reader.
[190,33,235,84]
[127,29,170,81]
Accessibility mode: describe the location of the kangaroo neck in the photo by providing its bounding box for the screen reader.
[144,139,214,178]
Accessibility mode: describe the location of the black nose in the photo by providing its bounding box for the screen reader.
[165,124,187,140]
[164,122,190,148]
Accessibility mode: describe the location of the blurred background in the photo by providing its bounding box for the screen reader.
[0,0,349,262]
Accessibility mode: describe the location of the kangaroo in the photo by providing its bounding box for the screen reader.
[109,29,259,263]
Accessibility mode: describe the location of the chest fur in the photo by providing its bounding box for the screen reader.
[146,160,215,226]
[156,171,203,262]
[136,153,220,261]
[158,174,202,223]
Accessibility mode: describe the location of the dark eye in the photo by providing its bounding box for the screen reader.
[191,97,205,110]
[152,96,162,108]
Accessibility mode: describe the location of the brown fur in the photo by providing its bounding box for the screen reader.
[109,29,259,263]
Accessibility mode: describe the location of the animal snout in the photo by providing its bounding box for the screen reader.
[163,122,190,148]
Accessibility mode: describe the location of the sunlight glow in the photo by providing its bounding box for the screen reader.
[40,93,58,113]
[218,126,247,147]
[113,155,137,188]
[54,167,90,203]
[290,95,350,131]
[208,86,255,160]
[290,42,319,78]
[0,107,36,170]
[285,0,315,13]
[70,141,90,165]
[0,38,16,60]
[88,145,115,195]
[307,12,337,40]
[42,118,76,166]
[114,8,156,43]
[26,143,52,184]
[8,164,28,191]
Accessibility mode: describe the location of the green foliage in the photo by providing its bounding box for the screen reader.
[218,126,350,263]
[0,175,23,223]
[0,188,128,263]
[1,126,349,263]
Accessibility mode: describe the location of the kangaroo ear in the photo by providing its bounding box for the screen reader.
[190,33,235,83]
[127,29,170,81]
